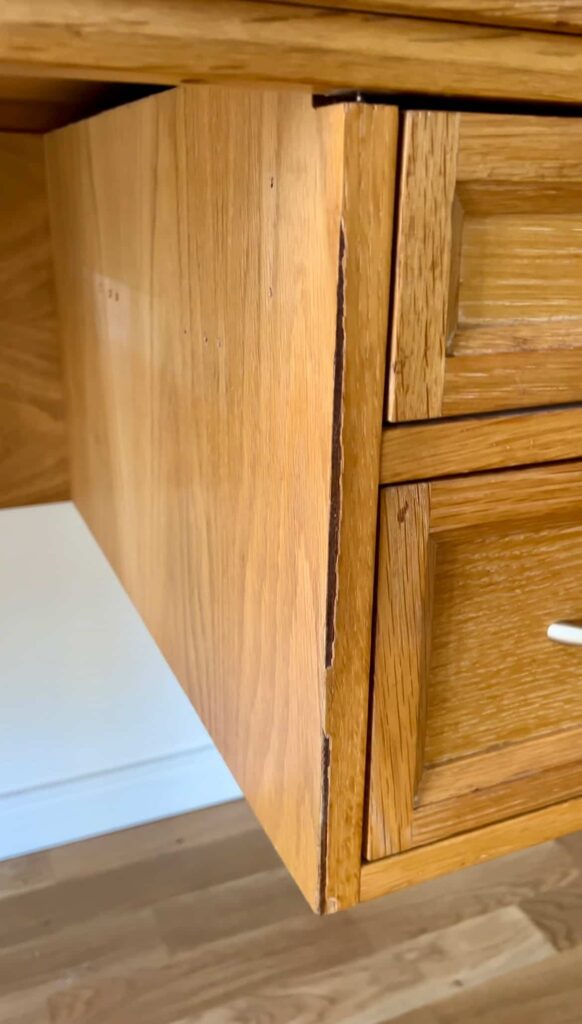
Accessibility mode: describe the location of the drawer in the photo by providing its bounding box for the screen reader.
[367,462,582,860]
[388,111,582,421]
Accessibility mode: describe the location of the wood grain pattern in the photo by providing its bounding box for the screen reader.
[458,214,582,324]
[457,114,582,181]
[368,463,582,862]
[429,461,582,534]
[380,407,582,485]
[46,86,396,913]
[7,2,582,104]
[362,796,582,901]
[322,103,397,912]
[166,906,552,1022]
[455,113,582,387]
[414,757,582,847]
[419,726,582,805]
[453,323,582,355]
[526,832,582,951]
[46,85,339,912]
[414,730,582,853]
[0,133,68,509]
[391,947,582,1024]
[389,111,582,421]
[428,531,582,758]
[366,485,432,860]
[268,0,582,35]
[4,800,580,1024]
[442,352,582,416]
[388,111,459,422]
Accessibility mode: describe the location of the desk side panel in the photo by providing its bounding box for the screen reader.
[46,86,346,910]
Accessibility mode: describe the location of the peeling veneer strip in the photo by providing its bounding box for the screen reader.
[325,222,346,672]
[318,731,332,914]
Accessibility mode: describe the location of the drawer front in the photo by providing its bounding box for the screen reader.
[367,462,582,860]
[388,110,582,421]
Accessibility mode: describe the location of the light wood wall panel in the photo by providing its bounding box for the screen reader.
[46,87,396,912]
[0,133,68,509]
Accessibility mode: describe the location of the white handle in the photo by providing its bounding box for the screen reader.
[547,622,582,647]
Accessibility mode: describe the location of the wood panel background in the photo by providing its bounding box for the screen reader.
[0,133,68,509]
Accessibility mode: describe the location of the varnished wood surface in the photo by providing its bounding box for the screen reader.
[429,460,582,532]
[0,133,68,509]
[457,113,582,180]
[46,86,396,912]
[368,463,582,862]
[365,484,433,860]
[459,214,582,322]
[419,726,582,804]
[7,2,582,104]
[4,800,582,1023]
[444,351,582,415]
[389,110,582,421]
[322,104,397,912]
[387,110,458,422]
[362,796,582,903]
[428,525,582,761]
[46,85,341,912]
[380,407,582,484]
[270,0,582,35]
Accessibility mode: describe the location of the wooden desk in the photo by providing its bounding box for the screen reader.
[4,1,582,913]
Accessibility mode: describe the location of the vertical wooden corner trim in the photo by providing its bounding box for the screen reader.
[322,103,398,912]
[366,483,433,861]
[388,110,460,422]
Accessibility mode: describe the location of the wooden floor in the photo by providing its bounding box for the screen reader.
[3,802,582,1023]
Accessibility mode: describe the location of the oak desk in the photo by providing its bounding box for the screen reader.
[4,0,582,913]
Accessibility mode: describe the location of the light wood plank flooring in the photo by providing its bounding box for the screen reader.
[3,799,582,1022]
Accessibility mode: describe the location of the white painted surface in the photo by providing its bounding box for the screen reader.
[547,621,582,647]
[0,501,240,859]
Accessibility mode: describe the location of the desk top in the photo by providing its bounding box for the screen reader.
[1,1,582,108]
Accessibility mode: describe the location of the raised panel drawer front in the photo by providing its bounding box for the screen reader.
[388,110,582,421]
[367,462,582,861]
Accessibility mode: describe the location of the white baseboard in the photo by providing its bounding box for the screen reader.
[0,745,241,861]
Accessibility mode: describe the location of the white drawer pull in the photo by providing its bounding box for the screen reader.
[547,622,582,647]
